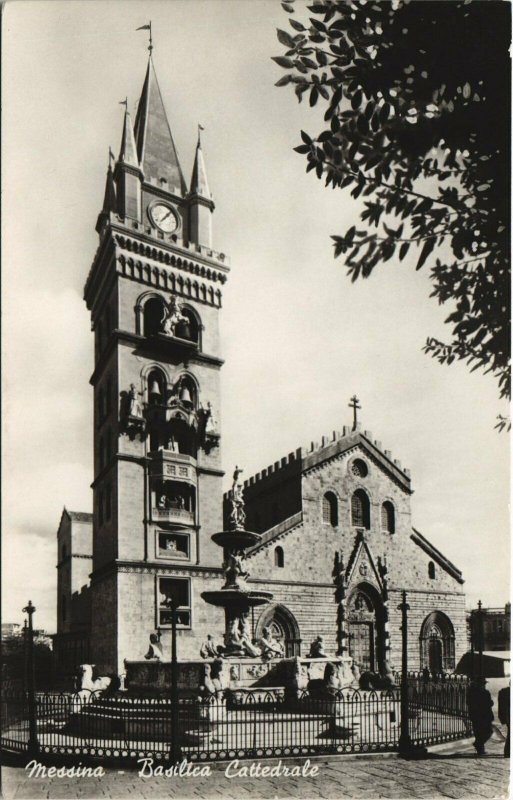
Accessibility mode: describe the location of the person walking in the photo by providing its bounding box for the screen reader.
[498,683,510,758]
[467,677,494,756]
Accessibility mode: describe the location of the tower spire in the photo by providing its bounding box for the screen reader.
[190,126,211,199]
[133,57,186,194]
[118,104,138,167]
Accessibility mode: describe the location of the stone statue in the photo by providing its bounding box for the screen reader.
[236,612,262,657]
[351,660,361,686]
[205,401,218,435]
[167,436,178,452]
[229,465,246,530]
[165,538,178,551]
[158,495,168,509]
[222,552,249,588]
[144,632,164,661]
[382,659,395,687]
[161,295,188,336]
[200,634,221,659]
[259,626,284,660]
[127,384,142,418]
[324,662,340,694]
[308,636,327,658]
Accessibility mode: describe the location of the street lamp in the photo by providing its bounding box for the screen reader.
[22,600,39,759]
[162,593,182,764]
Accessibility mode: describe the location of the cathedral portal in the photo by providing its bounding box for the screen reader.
[347,583,386,673]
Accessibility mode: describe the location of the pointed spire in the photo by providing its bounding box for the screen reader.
[190,129,211,199]
[118,107,139,167]
[134,57,187,195]
[96,153,118,234]
[102,161,117,213]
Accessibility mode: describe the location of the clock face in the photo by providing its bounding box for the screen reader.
[149,203,179,233]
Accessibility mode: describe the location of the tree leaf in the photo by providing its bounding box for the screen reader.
[271,56,295,68]
[277,28,297,48]
[416,238,436,270]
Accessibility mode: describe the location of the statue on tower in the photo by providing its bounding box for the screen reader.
[161,294,189,336]
[229,466,246,530]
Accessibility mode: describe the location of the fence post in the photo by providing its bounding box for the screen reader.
[398,591,426,759]
[23,601,39,759]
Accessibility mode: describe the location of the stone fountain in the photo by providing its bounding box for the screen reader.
[201,466,274,658]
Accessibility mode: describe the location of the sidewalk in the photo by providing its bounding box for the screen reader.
[2,729,509,800]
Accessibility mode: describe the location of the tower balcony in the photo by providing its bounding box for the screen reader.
[148,450,197,484]
[151,506,195,525]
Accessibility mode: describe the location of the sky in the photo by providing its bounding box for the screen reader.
[2,0,510,633]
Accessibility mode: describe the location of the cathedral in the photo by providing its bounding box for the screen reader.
[53,52,467,680]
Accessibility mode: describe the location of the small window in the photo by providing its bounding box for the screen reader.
[381,501,395,534]
[98,488,104,525]
[61,544,67,561]
[351,489,370,529]
[158,577,191,628]
[61,595,66,622]
[428,561,436,580]
[275,546,284,568]
[157,531,190,560]
[322,492,338,526]
[351,458,368,478]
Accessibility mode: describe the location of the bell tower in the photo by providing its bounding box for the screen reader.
[85,53,230,672]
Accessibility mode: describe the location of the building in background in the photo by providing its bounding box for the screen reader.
[54,51,467,678]
[53,509,92,675]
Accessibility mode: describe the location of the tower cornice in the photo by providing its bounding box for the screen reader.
[85,223,229,309]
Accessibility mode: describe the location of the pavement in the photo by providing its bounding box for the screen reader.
[1,726,510,800]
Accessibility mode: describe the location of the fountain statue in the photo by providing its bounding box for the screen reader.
[201,466,273,657]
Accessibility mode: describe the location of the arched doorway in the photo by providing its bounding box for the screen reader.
[346,583,386,673]
[420,611,455,672]
[255,604,301,657]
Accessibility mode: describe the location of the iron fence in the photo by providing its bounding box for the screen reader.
[1,677,471,764]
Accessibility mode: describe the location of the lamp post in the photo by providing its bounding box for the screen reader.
[23,601,39,759]
[163,595,182,764]
[477,600,484,680]
[398,591,426,759]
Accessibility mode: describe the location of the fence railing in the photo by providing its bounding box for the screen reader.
[1,678,472,764]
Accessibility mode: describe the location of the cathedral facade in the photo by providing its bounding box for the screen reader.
[54,54,466,679]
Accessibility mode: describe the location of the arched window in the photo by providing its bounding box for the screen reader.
[144,296,165,337]
[322,492,338,526]
[175,308,201,345]
[147,369,166,405]
[176,374,197,409]
[61,595,66,622]
[351,489,370,529]
[381,501,395,534]
[428,561,436,580]
[275,546,284,568]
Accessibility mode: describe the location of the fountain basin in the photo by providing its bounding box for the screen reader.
[211,530,262,549]
[201,589,273,608]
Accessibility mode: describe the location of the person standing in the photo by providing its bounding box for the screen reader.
[498,683,510,758]
[467,677,494,756]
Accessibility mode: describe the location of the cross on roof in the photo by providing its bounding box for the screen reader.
[349,395,361,431]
